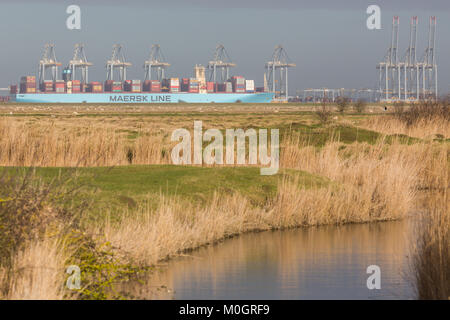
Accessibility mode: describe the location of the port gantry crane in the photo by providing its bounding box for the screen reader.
[38,43,62,84]
[400,16,419,100]
[419,16,437,100]
[207,44,236,86]
[67,43,93,83]
[144,44,170,81]
[265,45,296,100]
[377,16,437,102]
[377,16,400,102]
[106,44,132,81]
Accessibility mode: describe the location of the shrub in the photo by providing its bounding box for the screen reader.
[315,102,332,124]
[336,96,350,113]
[394,100,450,127]
[0,169,88,264]
[354,99,367,113]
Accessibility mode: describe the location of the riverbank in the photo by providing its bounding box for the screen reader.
[0,101,448,299]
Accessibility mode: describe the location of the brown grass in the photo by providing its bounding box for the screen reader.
[412,191,450,300]
[0,120,170,166]
[0,169,88,300]
[361,101,450,139]
[282,135,431,215]
[362,116,450,139]
[100,133,446,267]
[102,171,416,266]
[411,143,449,300]
[0,238,68,300]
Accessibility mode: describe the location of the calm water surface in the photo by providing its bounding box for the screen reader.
[132,220,416,299]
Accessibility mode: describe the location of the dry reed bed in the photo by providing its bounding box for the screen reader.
[0,239,67,300]
[102,138,449,266]
[101,133,448,271]
[101,180,403,266]
[0,120,170,166]
[411,152,449,300]
[412,191,450,299]
[361,116,450,139]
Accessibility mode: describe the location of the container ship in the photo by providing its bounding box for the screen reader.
[9,56,274,104]
[10,77,274,104]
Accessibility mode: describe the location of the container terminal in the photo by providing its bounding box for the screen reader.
[6,44,296,104]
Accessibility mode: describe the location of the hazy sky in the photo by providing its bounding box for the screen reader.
[0,0,448,93]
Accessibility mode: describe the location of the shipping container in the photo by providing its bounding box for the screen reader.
[143,80,161,92]
[206,82,215,93]
[40,81,54,92]
[20,76,36,83]
[231,76,245,92]
[124,80,142,92]
[20,86,36,94]
[86,83,103,93]
[188,79,199,91]
[54,81,65,93]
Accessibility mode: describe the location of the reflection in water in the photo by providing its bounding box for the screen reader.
[130,220,416,299]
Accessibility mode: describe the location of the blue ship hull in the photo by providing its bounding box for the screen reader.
[12,92,274,104]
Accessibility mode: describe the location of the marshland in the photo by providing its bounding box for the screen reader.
[0,101,448,299]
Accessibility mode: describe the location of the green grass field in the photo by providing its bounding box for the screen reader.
[0,165,328,217]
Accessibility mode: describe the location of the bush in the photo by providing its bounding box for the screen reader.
[354,99,367,113]
[0,168,147,300]
[0,169,88,264]
[336,96,350,113]
[393,100,450,127]
[315,102,332,124]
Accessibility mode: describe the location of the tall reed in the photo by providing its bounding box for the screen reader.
[0,120,170,167]
[102,171,416,267]
[411,143,449,300]
[1,238,68,300]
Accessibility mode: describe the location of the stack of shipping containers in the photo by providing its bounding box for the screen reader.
[131,80,141,92]
[245,80,255,93]
[206,82,214,93]
[124,80,132,92]
[104,80,113,92]
[143,80,161,92]
[19,76,36,93]
[112,82,121,92]
[14,69,260,96]
[161,78,179,92]
[104,81,121,92]
[169,78,179,93]
[231,76,245,93]
[226,81,233,92]
[87,82,102,93]
[72,80,81,93]
[41,80,54,92]
[124,80,141,92]
[188,79,199,93]
[181,78,189,92]
[54,80,65,93]
[217,82,232,93]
